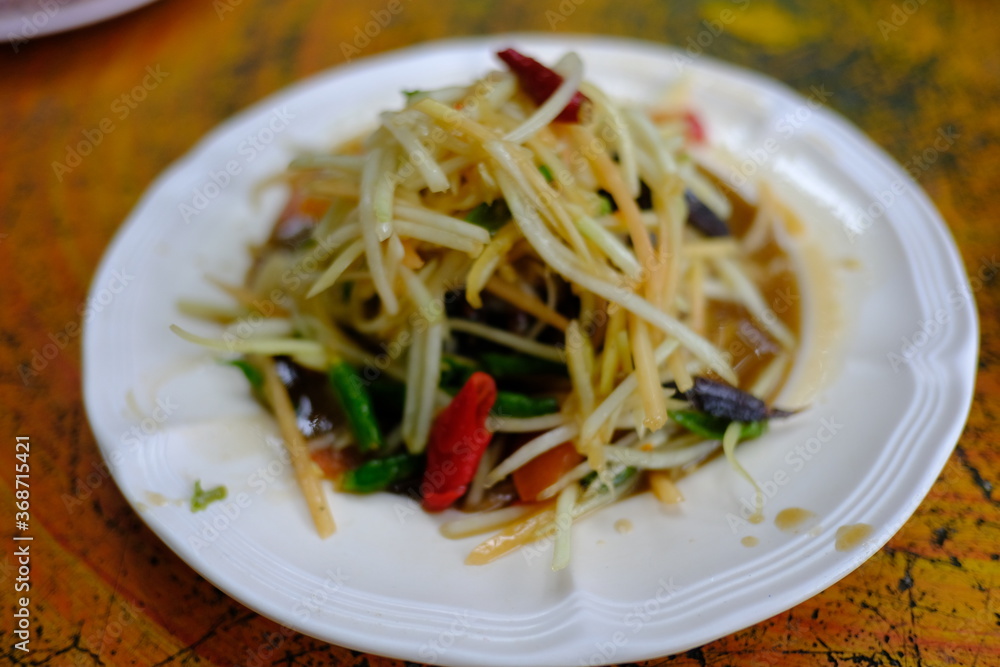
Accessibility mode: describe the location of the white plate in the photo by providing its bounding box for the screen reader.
[83,35,978,666]
[0,0,157,42]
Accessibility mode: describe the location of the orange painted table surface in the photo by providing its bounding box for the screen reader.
[1,1,997,665]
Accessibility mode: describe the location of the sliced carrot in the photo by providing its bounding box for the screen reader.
[310,447,359,480]
[512,442,583,502]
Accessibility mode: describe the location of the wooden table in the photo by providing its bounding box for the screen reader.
[2,0,997,665]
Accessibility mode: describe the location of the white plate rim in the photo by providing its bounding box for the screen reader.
[0,0,158,43]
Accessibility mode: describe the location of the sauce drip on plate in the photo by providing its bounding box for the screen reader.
[835,523,873,551]
[775,507,816,532]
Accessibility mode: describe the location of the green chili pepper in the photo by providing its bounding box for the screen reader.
[341,454,423,494]
[190,480,227,512]
[328,361,384,452]
[493,391,559,418]
[440,354,479,388]
[479,352,567,378]
[668,409,766,441]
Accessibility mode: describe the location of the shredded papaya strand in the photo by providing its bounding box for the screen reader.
[650,471,685,505]
[723,421,763,522]
[648,188,673,321]
[261,357,336,538]
[414,104,584,268]
[689,257,707,335]
[413,98,497,147]
[466,504,556,565]
[577,290,599,351]
[465,223,522,308]
[485,142,595,267]
[598,395,626,444]
[668,349,694,393]
[661,183,687,315]
[520,157,595,266]
[525,136,589,209]
[358,141,399,315]
[598,306,626,397]
[616,328,633,375]
[206,276,289,317]
[683,238,741,259]
[566,321,595,421]
[570,125,655,279]
[400,237,425,269]
[628,313,667,431]
[484,276,570,331]
[567,319,605,468]
[551,483,580,571]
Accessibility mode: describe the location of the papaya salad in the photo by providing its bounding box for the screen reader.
[173,48,802,569]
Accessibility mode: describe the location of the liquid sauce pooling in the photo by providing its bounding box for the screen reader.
[614,518,633,534]
[775,507,816,532]
[835,523,873,551]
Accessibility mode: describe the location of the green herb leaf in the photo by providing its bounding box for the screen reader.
[190,480,227,512]
[539,164,554,183]
[668,409,766,441]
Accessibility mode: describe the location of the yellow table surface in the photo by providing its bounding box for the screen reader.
[1,0,997,665]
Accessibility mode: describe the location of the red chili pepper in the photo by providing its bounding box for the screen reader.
[421,372,497,512]
[497,48,587,123]
[650,109,708,144]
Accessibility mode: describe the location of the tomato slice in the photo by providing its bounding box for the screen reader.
[512,442,583,502]
[270,191,328,245]
[310,446,359,480]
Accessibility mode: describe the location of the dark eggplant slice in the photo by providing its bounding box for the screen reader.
[669,376,794,422]
[273,356,339,438]
[685,190,730,237]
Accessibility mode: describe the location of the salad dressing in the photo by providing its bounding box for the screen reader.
[704,181,802,393]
